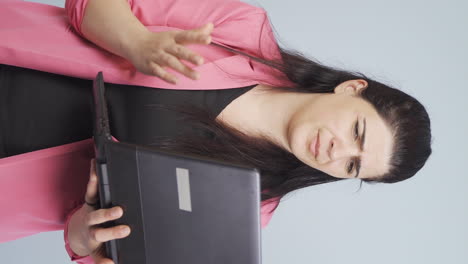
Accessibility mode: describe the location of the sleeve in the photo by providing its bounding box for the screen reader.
[260,197,280,228]
[65,0,265,35]
[63,202,95,264]
[65,0,277,59]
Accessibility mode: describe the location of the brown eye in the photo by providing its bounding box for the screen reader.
[347,160,354,174]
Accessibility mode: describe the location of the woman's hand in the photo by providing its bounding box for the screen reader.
[127,22,214,84]
[81,0,213,84]
[67,159,131,264]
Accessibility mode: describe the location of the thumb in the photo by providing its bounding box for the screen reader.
[91,245,113,264]
[85,159,99,205]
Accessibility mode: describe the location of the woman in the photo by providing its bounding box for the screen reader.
[0,0,432,263]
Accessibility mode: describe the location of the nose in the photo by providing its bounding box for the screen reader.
[328,137,360,161]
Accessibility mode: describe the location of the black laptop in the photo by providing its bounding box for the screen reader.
[91,71,262,264]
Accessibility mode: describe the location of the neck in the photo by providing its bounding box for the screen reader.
[217,84,321,153]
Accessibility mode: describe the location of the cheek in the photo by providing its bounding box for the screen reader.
[288,112,333,162]
[326,108,350,126]
[288,118,314,156]
[314,160,348,179]
[288,110,309,140]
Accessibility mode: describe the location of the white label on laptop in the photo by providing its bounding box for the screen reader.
[176,168,192,212]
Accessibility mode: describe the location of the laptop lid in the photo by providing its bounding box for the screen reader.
[92,72,262,264]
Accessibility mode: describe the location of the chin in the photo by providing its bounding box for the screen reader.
[289,125,314,163]
[291,143,314,168]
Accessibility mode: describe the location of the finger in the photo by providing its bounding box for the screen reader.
[93,256,114,264]
[159,53,200,80]
[86,206,123,226]
[166,44,204,66]
[157,52,200,80]
[85,159,99,205]
[195,22,214,36]
[92,253,114,264]
[175,23,213,45]
[194,22,214,43]
[91,246,115,264]
[149,62,178,84]
[90,225,131,243]
[176,31,211,45]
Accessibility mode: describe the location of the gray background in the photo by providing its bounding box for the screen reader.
[1,0,467,263]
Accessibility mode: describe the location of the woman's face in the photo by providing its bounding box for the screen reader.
[287,80,394,180]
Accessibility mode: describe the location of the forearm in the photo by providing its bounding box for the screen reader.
[81,0,149,60]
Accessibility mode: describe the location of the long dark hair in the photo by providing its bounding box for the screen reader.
[146,16,432,213]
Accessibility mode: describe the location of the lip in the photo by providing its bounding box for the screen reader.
[310,131,320,160]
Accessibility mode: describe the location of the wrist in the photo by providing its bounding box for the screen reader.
[121,27,150,62]
[81,0,150,61]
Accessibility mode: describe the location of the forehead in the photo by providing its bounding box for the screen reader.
[355,98,393,179]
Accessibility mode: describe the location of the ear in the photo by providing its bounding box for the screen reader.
[334,79,368,95]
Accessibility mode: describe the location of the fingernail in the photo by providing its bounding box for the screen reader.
[112,208,122,217]
[120,226,130,235]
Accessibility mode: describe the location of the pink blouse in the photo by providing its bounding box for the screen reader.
[0,0,283,262]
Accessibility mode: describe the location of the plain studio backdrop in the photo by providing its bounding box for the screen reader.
[1,0,466,263]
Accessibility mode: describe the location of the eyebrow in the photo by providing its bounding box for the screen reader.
[354,118,366,178]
